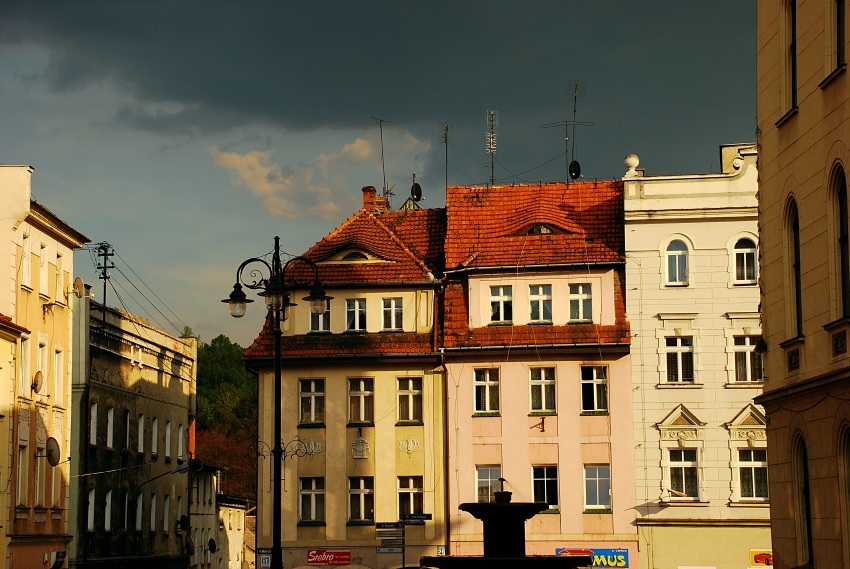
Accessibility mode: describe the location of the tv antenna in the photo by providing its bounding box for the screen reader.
[95,241,114,323]
[371,116,390,204]
[441,123,451,194]
[485,110,498,186]
[541,81,593,180]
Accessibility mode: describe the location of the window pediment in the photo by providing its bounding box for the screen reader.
[657,405,705,441]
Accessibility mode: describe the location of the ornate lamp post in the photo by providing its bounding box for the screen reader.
[223,236,330,569]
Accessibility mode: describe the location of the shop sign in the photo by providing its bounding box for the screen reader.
[749,549,773,567]
[556,547,629,567]
[307,549,352,565]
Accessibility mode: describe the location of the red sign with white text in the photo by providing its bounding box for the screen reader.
[307,549,351,566]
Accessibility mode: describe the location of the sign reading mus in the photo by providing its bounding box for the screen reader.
[556,548,630,568]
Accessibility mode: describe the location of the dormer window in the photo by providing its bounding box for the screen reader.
[528,225,553,235]
[342,251,369,261]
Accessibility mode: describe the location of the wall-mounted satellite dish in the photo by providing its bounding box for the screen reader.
[208,539,217,553]
[569,160,581,180]
[411,182,422,202]
[185,536,195,556]
[73,277,85,299]
[45,437,60,467]
[32,371,43,394]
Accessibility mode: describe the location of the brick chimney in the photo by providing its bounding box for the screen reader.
[361,185,390,214]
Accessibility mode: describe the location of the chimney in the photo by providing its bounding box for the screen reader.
[362,185,390,214]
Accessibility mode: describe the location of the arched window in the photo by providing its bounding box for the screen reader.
[734,238,758,284]
[792,436,814,565]
[666,240,689,286]
[341,251,368,261]
[789,200,803,337]
[837,169,850,317]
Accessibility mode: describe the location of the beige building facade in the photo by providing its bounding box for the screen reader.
[1,165,89,567]
[756,0,850,567]
[624,145,772,569]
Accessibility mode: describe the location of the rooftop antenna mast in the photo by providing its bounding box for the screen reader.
[371,116,390,204]
[442,123,451,195]
[95,241,114,323]
[540,81,593,180]
[486,110,498,186]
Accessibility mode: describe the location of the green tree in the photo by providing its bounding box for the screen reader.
[196,334,257,435]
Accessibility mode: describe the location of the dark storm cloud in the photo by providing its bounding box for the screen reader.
[1,1,756,181]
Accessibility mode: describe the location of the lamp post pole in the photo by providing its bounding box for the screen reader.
[223,236,330,569]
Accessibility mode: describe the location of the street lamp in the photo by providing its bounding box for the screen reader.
[222,236,331,569]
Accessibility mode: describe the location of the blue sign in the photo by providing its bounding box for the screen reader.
[556,548,629,568]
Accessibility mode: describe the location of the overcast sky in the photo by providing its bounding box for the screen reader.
[0,2,756,346]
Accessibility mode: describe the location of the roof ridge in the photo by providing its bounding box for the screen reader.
[368,212,434,277]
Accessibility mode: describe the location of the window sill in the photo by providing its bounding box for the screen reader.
[657,382,702,388]
[775,105,799,127]
[307,330,331,335]
[819,63,846,89]
[660,499,709,507]
[298,520,326,527]
[582,508,612,514]
[528,411,557,417]
[729,500,769,507]
[472,412,501,418]
[528,320,553,326]
[347,422,374,428]
[779,335,805,349]
[568,320,593,325]
[298,422,326,429]
[343,330,367,334]
[380,329,404,333]
[488,321,513,327]
[732,281,758,287]
[580,410,609,416]
[538,508,560,514]
[395,421,424,427]
[824,316,850,331]
[664,282,689,288]
[725,381,764,388]
[346,520,374,526]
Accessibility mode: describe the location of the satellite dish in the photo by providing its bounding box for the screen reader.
[411,182,422,202]
[185,536,195,556]
[32,371,43,394]
[73,277,85,298]
[45,437,60,467]
[208,538,217,553]
[569,160,581,180]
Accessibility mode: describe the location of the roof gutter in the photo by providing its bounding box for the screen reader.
[444,261,623,275]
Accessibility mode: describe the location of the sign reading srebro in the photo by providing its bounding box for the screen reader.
[556,548,629,568]
[307,549,351,566]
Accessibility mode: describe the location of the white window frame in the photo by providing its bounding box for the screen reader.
[738,448,769,500]
[17,445,28,506]
[150,493,157,532]
[348,378,374,424]
[310,299,331,332]
[19,337,29,397]
[106,407,114,448]
[398,476,424,517]
[348,477,374,522]
[382,297,404,330]
[665,336,695,383]
[21,234,32,288]
[53,348,63,403]
[136,493,143,531]
[733,238,758,284]
[667,448,700,500]
[346,298,367,331]
[105,489,113,531]
[398,377,423,423]
[39,243,48,295]
[533,465,559,509]
[584,464,611,509]
[299,477,325,522]
[177,424,184,460]
[569,283,592,322]
[151,417,159,455]
[35,445,45,506]
[474,368,500,413]
[581,365,608,412]
[665,239,689,286]
[299,379,325,424]
[138,414,145,454]
[87,489,95,531]
[165,420,172,459]
[529,284,552,323]
[55,252,64,304]
[529,367,556,413]
[90,402,98,444]
[163,494,170,533]
[733,335,764,383]
[489,286,513,323]
[476,465,501,503]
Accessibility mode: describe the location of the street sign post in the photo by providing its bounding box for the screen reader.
[376,547,404,554]
[381,539,404,547]
[401,513,432,521]
[376,530,404,537]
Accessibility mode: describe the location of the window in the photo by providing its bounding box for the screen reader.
[105,490,113,531]
[398,476,424,517]
[165,421,172,458]
[151,417,159,455]
[528,224,554,235]
[669,449,699,498]
[838,0,847,67]
[299,477,325,522]
[346,298,366,331]
[739,449,769,499]
[105,407,114,448]
[530,367,555,412]
[792,437,813,564]
[837,170,850,316]
[123,492,130,530]
[476,465,501,503]
[529,285,552,322]
[665,337,695,382]
[177,424,184,460]
[300,379,325,424]
[569,284,592,321]
[124,410,131,450]
[52,461,62,508]
[533,466,559,509]
[21,234,32,288]
[349,378,374,424]
[90,402,98,444]
[35,445,44,506]
[382,297,403,330]
[163,494,170,532]
[87,489,95,531]
[584,465,611,508]
[490,286,512,323]
[55,253,63,303]
[666,240,689,285]
[53,349,63,402]
[581,366,608,412]
[310,299,331,332]
[39,243,48,293]
[17,446,28,506]
[136,494,143,531]
[734,336,764,382]
[734,238,758,284]
[398,377,422,422]
[789,200,803,336]
[138,414,145,453]
[786,0,798,109]
[19,337,29,396]
[474,368,500,413]
[348,477,374,522]
[150,493,157,531]
[342,251,368,261]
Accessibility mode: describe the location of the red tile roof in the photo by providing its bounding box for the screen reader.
[445,180,624,269]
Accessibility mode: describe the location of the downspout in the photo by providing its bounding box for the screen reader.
[434,277,451,556]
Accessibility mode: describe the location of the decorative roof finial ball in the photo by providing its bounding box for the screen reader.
[624,153,640,177]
